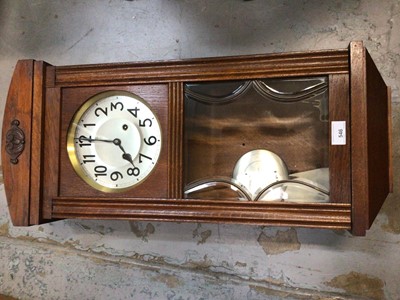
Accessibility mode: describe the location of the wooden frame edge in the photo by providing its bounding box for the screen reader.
[29,61,48,225]
[349,41,368,236]
[388,86,393,193]
[53,49,350,87]
[51,197,351,230]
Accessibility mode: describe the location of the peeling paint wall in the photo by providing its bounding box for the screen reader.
[327,272,385,300]
[0,0,399,299]
[257,228,301,255]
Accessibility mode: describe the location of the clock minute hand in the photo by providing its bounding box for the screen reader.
[77,137,135,165]
[77,137,114,143]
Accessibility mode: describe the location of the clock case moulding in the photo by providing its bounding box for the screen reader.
[2,41,392,236]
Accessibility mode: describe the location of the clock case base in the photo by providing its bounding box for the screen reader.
[2,41,392,236]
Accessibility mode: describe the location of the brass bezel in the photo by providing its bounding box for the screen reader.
[66,90,162,193]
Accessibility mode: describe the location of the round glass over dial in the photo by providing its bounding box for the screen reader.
[67,91,162,192]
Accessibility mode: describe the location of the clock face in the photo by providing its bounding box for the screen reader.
[67,91,162,193]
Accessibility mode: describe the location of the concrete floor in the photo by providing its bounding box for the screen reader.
[0,0,400,299]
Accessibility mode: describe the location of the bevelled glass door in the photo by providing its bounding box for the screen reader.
[183,77,331,203]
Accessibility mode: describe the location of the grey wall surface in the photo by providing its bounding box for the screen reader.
[0,1,399,299]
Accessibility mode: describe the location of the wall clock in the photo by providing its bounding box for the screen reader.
[2,41,392,236]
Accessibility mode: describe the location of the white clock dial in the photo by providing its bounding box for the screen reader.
[67,91,162,192]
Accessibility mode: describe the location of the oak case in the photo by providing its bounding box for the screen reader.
[2,41,392,236]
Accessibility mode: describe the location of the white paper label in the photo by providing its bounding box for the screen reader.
[331,121,346,145]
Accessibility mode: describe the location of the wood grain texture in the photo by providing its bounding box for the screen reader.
[1,60,34,226]
[29,61,47,225]
[350,41,391,235]
[388,86,393,193]
[168,82,184,198]
[350,41,369,236]
[42,87,61,220]
[54,49,349,87]
[329,74,351,203]
[52,197,351,230]
[365,49,390,227]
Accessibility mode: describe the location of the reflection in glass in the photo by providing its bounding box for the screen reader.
[184,77,330,203]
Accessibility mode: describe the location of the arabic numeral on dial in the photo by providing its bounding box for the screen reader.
[111,101,124,111]
[144,136,157,146]
[78,135,91,147]
[95,107,108,117]
[94,165,107,177]
[110,171,123,181]
[127,167,140,177]
[82,154,95,164]
[139,153,152,163]
[128,107,139,118]
[139,118,152,127]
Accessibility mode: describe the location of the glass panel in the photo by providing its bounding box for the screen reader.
[184,77,329,203]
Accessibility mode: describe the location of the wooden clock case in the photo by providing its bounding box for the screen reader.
[2,41,392,236]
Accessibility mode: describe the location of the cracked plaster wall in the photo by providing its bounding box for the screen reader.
[0,0,399,299]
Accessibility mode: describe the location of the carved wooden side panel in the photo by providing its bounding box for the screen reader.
[5,120,25,164]
[1,60,34,226]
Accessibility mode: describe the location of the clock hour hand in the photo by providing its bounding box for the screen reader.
[122,153,135,166]
[112,138,135,166]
